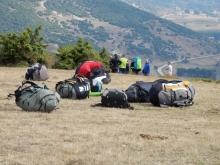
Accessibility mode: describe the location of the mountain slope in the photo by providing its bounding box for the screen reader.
[0,0,220,63]
[120,0,220,17]
[120,0,220,34]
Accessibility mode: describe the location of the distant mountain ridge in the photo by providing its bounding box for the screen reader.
[1,0,220,63]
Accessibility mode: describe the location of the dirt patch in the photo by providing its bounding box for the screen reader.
[140,134,169,140]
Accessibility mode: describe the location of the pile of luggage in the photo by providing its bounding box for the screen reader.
[8,61,196,113]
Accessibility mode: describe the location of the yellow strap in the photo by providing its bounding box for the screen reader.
[183,81,190,87]
[163,85,186,90]
[65,79,76,84]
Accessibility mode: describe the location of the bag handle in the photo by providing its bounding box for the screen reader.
[21,80,37,87]
[13,80,37,94]
[8,80,39,98]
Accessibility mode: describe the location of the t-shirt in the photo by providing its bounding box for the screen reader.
[111,58,121,68]
[119,58,128,69]
[167,65,173,75]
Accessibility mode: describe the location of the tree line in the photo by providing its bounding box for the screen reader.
[177,67,216,80]
[0,26,111,70]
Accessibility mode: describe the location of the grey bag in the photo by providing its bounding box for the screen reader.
[25,63,49,81]
[10,80,60,112]
[158,81,196,107]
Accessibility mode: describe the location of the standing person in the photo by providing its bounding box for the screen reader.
[126,61,130,74]
[130,58,135,73]
[109,56,112,69]
[119,54,128,74]
[110,54,121,73]
[142,59,151,76]
[166,61,173,76]
[133,56,142,75]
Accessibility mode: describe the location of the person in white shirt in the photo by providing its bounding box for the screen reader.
[166,61,173,76]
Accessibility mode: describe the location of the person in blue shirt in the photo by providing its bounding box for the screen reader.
[142,59,150,76]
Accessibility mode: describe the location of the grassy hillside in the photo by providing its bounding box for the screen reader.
[43,0,220,60]
[1,67,220,164]
[0,0,220,64]
[0,0,66,41]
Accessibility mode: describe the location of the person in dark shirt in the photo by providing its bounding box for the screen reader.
[110,54,122,73]
[126,61,130,74]
[130,58,135,74]
[109,56,112,69]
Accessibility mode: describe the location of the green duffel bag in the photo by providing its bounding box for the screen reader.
[9,80,60,113]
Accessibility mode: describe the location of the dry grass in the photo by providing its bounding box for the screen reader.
[0,67,220,165]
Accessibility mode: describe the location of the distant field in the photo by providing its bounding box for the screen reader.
[163,14,220,32]
[172,56,220,76]
[151,55,220,77]
[0,67,220,165]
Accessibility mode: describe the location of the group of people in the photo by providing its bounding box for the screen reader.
[109,54,151,76]
[71,58,172,93]
[109,54,173,76]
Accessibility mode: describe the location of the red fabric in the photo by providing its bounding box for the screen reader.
[76,61,103,78]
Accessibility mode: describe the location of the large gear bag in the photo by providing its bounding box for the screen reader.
[25,63,49,81]
[125,81,153,102]
[149,80,196,107]
[91,88,134,110]
[55,75,90,99]
[9,80,60,112]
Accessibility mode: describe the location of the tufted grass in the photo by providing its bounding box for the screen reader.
[0,67,220,165]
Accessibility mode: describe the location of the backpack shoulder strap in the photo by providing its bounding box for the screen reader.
[91,103,134,110]
[91,103,103,107]
[127,104,134,110]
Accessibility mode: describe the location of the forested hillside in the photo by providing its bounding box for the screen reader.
[0,0,220,62]
[0,0,75,49]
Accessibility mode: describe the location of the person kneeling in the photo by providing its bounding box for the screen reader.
[142,59,150,76]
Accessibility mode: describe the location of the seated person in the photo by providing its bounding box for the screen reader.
[142,59,151,76]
